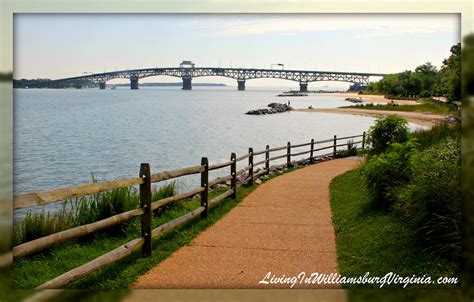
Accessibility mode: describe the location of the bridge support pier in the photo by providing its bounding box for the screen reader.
[299,82,308,92]
[182,76,192,90]
[237,79,246,91]
[130,77,139,90]
[99,82,106,90]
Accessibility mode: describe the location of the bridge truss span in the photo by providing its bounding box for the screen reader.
[42,66,387,91]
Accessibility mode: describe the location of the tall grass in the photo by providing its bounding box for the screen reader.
[411,121,460,149]
[336,139,358,158]
[14,181,176,246]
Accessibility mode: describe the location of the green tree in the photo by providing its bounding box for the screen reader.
[414,62,439,97]
[368,44,460,101]
[439,43,461,102]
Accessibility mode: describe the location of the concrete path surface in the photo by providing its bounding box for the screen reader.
[132,157,363,289]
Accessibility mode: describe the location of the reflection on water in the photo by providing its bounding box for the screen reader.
[13,86,422,213]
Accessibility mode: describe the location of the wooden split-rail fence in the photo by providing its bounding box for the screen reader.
[11,132,366,289]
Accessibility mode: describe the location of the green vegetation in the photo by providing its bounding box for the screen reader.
[462,33,474,299]
[330,116,461,290]
[13,172,284,289]
[14,181,176,246]
[330,170,458,289]
[346,98,458,115]
[336,139,359,158]
[366,44,461,102]
[361,140,416,209]
[366,115,410,155]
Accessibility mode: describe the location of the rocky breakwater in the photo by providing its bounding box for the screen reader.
[345,97,363,103]
[245,103,293,115]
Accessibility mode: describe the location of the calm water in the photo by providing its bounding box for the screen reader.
[14,86,422,212]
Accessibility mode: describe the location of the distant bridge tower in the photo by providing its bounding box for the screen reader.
[299,81,308,92]
[237,79,246,91]
[130,76,139,90]
[180,61,195,90]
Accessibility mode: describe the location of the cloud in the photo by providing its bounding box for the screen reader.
[181,14,459,38]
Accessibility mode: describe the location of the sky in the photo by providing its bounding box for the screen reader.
[14,14,460,88]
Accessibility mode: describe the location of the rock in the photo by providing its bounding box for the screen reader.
[345,97,363,103]
[445,114,461,124]
[255,179,263,185]
[214,184,228,189]
[245,103,293,115]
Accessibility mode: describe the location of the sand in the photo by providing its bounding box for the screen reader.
[320,92,420,106]
[296,108,444,128]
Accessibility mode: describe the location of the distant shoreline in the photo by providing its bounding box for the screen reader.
[110,82,227,87]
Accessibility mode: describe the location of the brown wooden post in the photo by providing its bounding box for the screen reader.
[230,153,237,199]
[287,142,291,168]
[248,148,254,185]
[333,135,337,158]
[200,157,209,218]
[310,139,315,164]
[139,163,152,257]
[265,145,270,173]
[362,131,366,149]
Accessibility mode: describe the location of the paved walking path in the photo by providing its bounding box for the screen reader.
[132,157,363,289]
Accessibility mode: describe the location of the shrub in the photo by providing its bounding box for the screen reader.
[396,138,461,257]
[367,115,410,155]
[361,140,417,209]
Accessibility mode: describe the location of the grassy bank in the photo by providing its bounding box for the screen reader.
[345,99,458,115]
[329,118,461,294]
[330,170,458,289]
[13,185,243,288]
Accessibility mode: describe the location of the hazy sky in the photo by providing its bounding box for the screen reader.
[14,14,460,87]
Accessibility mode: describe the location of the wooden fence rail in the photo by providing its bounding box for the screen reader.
[11,133,366,288]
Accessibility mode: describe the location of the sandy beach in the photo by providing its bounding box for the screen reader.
[319,92,420,106]
[296,108,444,128]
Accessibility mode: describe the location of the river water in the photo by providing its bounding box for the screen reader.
[13,86,422,213]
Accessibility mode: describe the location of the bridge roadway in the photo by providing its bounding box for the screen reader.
[41,66,386,92]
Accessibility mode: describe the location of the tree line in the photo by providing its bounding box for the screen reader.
[367,43,461,102]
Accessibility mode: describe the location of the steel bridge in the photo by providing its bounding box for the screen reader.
[39,63,386,92]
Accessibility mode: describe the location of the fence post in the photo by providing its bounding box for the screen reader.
[362,131,366,149]
[333,135,337,158]
[230,153,237,199]
[287,142,291,168]
[200,157,209,218]
[139,163,152,257]
[265,145,270,173]
[310,139,314,164]
[248,148,254,186]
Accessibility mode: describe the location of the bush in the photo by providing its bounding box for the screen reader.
[361,140,417,209]
[367,115,410,155]
[396,138,461,257]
